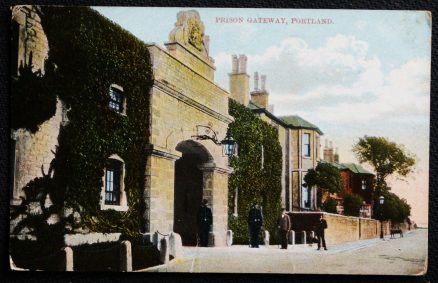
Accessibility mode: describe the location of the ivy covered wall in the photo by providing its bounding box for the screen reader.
[228,99,282,244]
[12,7,153,241]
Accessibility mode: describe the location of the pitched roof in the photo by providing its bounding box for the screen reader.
[341,163,374,175]
[279,115,324,135]
[320,160,374,175]
[248,101,289,127]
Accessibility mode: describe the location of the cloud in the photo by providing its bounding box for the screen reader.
[213,34,430,125]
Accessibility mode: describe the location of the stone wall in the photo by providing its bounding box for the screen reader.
[290,212,390,245]
[11,6,57,207]
[12,101,63,206]
[12,6,48,74]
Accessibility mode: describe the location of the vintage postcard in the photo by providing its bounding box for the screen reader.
[9,6,430,275]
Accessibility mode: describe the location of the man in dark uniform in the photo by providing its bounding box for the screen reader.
[277,208,291,249]
[316,214,328,250]
[247,203,263,248]
[197,199,212,247]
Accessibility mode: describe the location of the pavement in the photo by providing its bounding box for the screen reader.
[140,229,428,275]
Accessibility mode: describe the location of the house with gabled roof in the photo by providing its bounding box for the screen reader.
[322,145,376,218]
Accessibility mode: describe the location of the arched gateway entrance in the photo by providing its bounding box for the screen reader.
[174,140,213,246]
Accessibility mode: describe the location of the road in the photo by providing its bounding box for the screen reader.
[141,228,428,275]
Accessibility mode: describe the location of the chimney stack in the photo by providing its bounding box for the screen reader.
[229,54,250,106]
[323,139,335,163]
[334,147,339,163]
[261,74,266,91]
[238,54,247,73]
[250,72,270,109]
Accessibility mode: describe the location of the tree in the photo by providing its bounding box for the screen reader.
[379,192,411,223]
[352,136,416,196]
[304,162,342,207]
[343,194,363,217]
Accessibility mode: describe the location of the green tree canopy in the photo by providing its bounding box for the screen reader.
[352,136,416,195]
[304,162,342,207]
[379,192,411,223]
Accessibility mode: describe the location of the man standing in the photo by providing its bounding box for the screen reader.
[197,199,212,247]
[316,214,328,250]
[277,208,291,249]
[247,203,263,248]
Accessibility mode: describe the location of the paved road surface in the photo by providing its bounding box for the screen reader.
[141,229,427,275]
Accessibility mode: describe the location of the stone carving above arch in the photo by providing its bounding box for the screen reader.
[169,10,209,56]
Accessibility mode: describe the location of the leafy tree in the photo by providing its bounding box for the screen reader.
[321,197,338,214]
[352,136,416,196]
[303,162,342,207]
[378,192,411,223]
[343,194,363,217]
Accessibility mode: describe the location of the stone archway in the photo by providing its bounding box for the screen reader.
[174,140,213,246]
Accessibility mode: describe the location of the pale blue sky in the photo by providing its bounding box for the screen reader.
[94,7,431,226]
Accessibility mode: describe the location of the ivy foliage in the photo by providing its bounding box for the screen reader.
[228,99,282,244]
[12,7,153,240]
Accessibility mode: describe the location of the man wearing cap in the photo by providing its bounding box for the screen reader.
[247,203,263,248]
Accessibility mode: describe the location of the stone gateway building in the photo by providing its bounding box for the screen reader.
[10,7,324,248]
[144,10,233,246]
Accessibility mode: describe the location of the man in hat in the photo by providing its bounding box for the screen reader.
[197,199,213,247]
[316,214,328,250]
[277,208,291,249]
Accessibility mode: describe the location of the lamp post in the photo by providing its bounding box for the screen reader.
[379,195,385,239]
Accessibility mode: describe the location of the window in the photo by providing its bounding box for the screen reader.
[302,133,311,157]
[104,159,122,205]
[109,86,125,113]
[361,180,366,190]
[301,174,310,208]
[101,155,128,211]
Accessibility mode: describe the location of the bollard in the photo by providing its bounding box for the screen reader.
[63,246,74,271]
[153,232,162,250]
[160,237,169,264]
[264,230,270,246]
[288,230,295,245]
[226,230,233,246]
[301,231,307,245]
[120,240,132,272]
[169,232,183,259]
[208,232,215,247]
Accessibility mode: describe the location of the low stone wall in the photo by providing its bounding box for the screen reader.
[360,218,378,240]
[289,212,390,245]
[324,214,359,245]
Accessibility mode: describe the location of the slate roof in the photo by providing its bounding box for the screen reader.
[321,160,374,175]
[248,102,324,135]
[279,115,324,135]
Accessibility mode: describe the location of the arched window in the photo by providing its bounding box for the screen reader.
[100,154,128,211]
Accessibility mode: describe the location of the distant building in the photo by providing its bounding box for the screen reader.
[323,143,375,218]
[229,61,323,212]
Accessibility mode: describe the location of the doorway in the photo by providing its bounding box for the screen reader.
[174,140,212,246]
